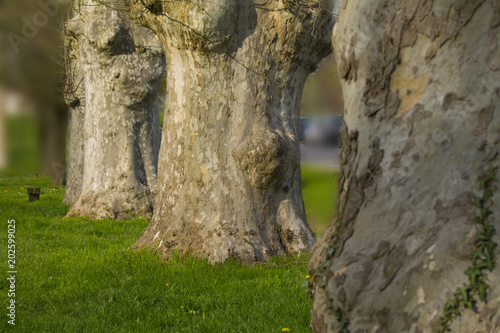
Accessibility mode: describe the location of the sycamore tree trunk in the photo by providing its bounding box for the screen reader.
[310,0,500,332]
[126,0,333,262]
[63,9,85,204]
[67,0,165,219]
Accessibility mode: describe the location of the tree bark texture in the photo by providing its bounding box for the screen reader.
[127,0,334,262]
[310,0,500,332]
[67,0,166,219]
[63,7,85,204]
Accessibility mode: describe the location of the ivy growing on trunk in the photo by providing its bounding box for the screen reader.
[438,166,497,332]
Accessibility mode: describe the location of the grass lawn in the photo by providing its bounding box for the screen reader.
[0,169,336,332]
[301,166,338,236]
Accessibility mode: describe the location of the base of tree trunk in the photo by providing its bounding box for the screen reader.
[67,185,153,220]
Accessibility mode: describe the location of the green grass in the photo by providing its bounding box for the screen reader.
[0,118,338,333]
[3,115,40,176]
[301,166,338,236]
[159,112,165,128]
[0,175,324,333]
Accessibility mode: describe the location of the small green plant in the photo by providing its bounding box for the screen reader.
[438,166,497,332]
[334,307,351,333]
[311,218,350,332]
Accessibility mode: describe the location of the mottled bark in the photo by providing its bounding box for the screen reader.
[63,9,85,204]
[310,0,500,332]
[67,1,165,219]
[127,0,333,262]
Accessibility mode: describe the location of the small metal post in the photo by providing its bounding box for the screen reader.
[27,187,40,202]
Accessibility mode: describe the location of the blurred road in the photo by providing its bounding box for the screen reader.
[300,144,340,170]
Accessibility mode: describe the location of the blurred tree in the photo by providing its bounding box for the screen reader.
[0,2,5,169]
[310,0,500,331]
[66,0,165,219]
[0,86,5,169]
[0,0,70,184]
[126,0,333,263]
[62,0,85,204]
[301,54,343,116]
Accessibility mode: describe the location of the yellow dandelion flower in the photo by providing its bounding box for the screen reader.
[305,275,310,279]
[282,328,291,332]
[181,306,184,308]
[189,310,196,314]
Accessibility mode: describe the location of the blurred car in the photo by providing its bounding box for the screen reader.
[304,115,342,146]
[299,116,310,142]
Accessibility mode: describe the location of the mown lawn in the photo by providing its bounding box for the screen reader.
[0,170,336,332]
[301,166,338,236]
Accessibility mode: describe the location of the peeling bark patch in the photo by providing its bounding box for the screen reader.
[337,136,384,257]
[433,192,473,221]
[376,307,391,327]
[361,34,399,117]
[409,104,433,122]
[380,90,400,119]
[491,1,500,29]
[442,92,462,111]
[473,103,495,137]
[391,63,428,117]
[380,245,405,291]
[339,35,359,83]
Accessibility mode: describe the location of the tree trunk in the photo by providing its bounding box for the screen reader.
[0,86,5,169]
[39,101,68,185]
[126,0,333,262]
[67,1,165,219]
[310,0,500,332]
[63,9,85,204]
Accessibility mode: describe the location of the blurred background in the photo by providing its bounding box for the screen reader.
[0,0,71,183]
[0,0,343,183]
